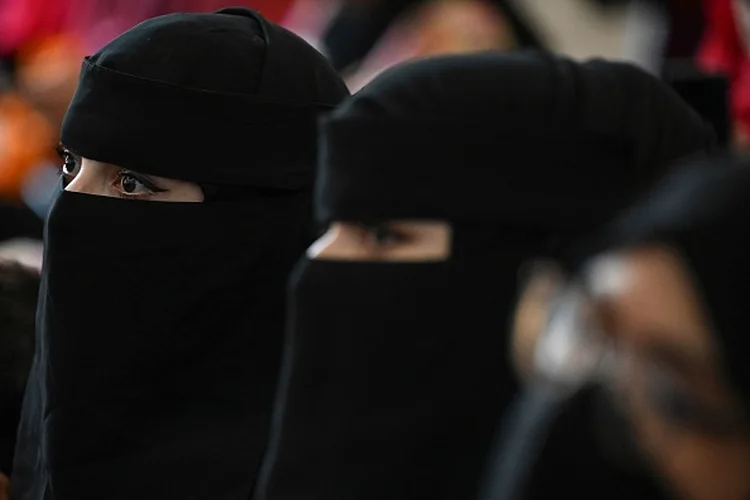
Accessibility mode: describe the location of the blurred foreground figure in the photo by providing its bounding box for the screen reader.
[255,51,715,500]
[512,156,750,500]
[11,8,348,500]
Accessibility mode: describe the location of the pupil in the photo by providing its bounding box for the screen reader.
[122,175,138,193]
[373,226,390,244]
[63,158,75,175]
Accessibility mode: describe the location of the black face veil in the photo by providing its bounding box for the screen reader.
[11,8,348,500]
[255,52,715,500]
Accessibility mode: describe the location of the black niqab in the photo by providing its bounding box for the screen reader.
[255,51,714,500]
[11,8,348,500]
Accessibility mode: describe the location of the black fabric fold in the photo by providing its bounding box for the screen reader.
[61,59,329,190]
[318,118,632,225]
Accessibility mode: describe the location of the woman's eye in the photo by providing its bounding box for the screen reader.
[372,227,400,245]
[59,151,80,178]
[114,171,154,197]
[121,174,145,194]
[361,224,407,246]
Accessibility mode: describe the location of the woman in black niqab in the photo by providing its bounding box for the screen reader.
[255,51,715,500]
[11,8,349,500]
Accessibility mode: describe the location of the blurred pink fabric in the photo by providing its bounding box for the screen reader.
[0,0,69,56]
[0,0,297,56]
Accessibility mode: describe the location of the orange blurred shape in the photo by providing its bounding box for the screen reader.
[0,93,54,202]
[16,34,82,130]
[0,34,82,202]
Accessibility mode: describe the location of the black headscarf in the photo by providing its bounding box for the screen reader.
[255,51,714,500]
[11,8,348,500]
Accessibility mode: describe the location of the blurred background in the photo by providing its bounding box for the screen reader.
[0,0,744,254]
